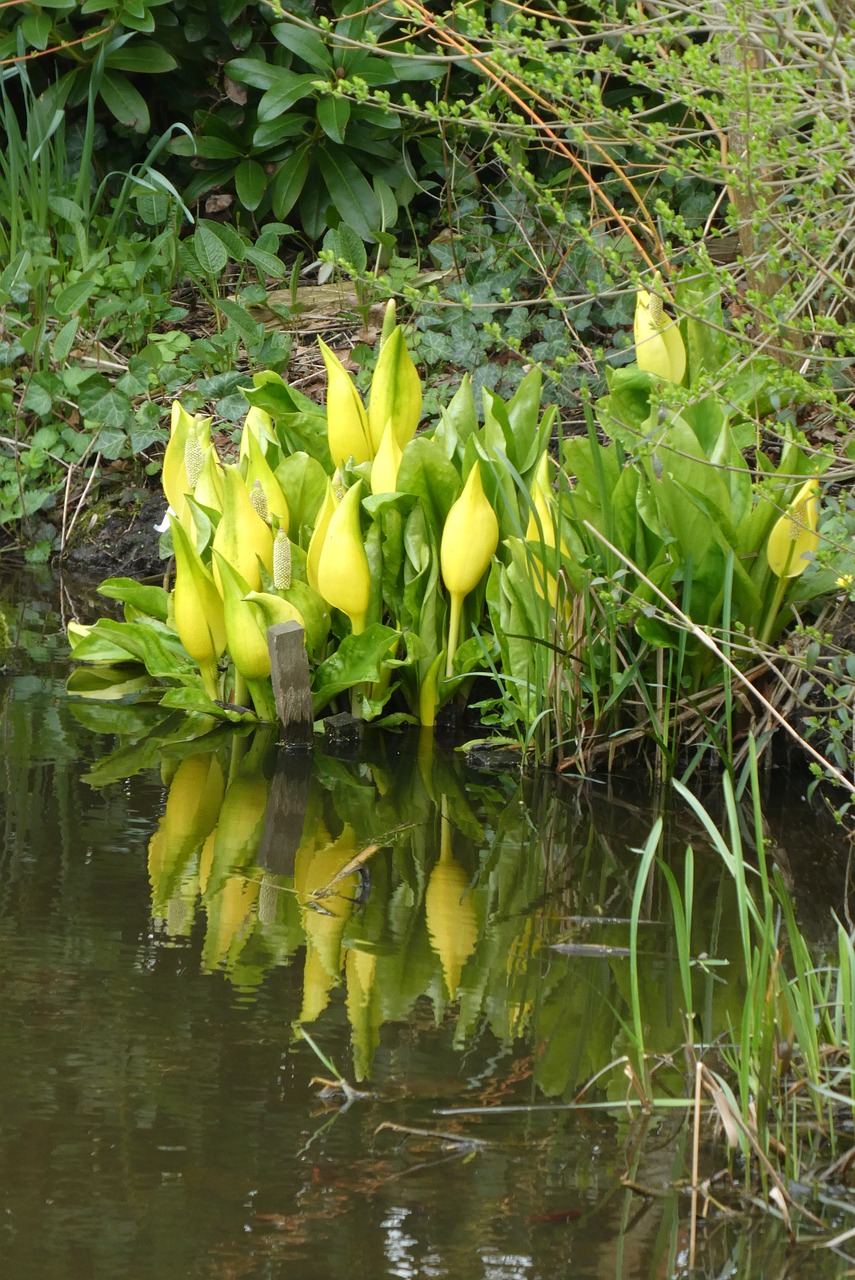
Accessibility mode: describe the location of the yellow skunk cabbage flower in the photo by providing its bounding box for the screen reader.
[525,451,556,546]
[162,403,212,522]
[317,480,371,635]
[425,804,477,999]
[238,405,276,461]
[368,326,422,453]
[440,461,499,678]
[307,480,338,592]
[213,551,272,683]
[244,428,289,529]
[211,464,274,596]
[318,337,373,468]
[169,515,226,702]
[634,285,686,384]
[243,590,304,632]
[766,478,820,579]
[193,445,224,515]
[370,419,403,495]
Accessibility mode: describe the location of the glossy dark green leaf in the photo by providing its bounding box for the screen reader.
[235,158,267,211]
[317,147,379,240]
[99,71,150,132]
[98,577,169,621]
[317,94,350,144]
[271,22,332,72]
[271,147,310,219]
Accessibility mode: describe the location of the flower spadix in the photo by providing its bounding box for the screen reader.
[243,428,289,530]
[766,478,820,579]
[368,325,422,453]
[440,461,499,678]
[316,480,370,635]
[169,514,226,701]
[634,282,686,384]
[162,403,212,523]
[318,338,373,469]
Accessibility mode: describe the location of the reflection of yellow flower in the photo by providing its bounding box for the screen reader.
[425,806,477,999]
[766,478,819,579]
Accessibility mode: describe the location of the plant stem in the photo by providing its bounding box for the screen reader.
[446,592,463,680]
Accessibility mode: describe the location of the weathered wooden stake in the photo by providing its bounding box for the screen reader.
[267,621,313,749]
[257,753,311,875]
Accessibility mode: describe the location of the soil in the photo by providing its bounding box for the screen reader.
[62,486,166,581]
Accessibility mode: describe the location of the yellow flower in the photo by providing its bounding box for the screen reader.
[238,405,276,461]
[370,418,403,495]
[367,325,422,453]
[440,461,499,677]
[243,427,289,529]
[162,403,212,522]
[211,464,274,596]
[525,452,556,546]
[633,284,686,384]
[766,478,820,579]
[319,338,373,468]
[169,515,226,701]
[316,480,371,635]
[306,479,339,593]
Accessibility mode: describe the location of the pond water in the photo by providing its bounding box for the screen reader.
[1,570,854,1279]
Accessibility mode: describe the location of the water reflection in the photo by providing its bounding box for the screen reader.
[1,570,851,1279]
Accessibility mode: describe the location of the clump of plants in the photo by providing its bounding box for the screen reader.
[66,268,847,773]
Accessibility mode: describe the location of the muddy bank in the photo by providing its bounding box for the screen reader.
[62,489,166,581]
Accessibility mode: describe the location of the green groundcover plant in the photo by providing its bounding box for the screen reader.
[65,270,846,769]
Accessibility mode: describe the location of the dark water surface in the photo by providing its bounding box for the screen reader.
[1,571,853,1279]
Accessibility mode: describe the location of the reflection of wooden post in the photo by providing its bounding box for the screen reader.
[267,622,313,749]
[257,751,312,876]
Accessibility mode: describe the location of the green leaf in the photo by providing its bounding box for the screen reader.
[258,71,318,121]
[313,624,402,711]
[270,146,310,219]
[275,452,328,543]
[396,436,460,545]
[52,316,79,363]
[235,158,267,211]
[214,297,262,347]
[21,12,53,49]
[78,381,133,431]
[54,277,96,316]
[99,71,150,133]
[243,245,286,280]
[251,114,310,149]
[105,41,178,73]
[317,94,350,144]
[225,56,283,91]
[317,146,379,240]
[98,577,169,621]
[47,195,85,224]
[194,222,229,277]
[271,22,333,73]
[201,219,246,262]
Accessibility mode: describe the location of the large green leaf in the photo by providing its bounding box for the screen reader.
[99,71,150,133]
[313,624,402,711]
[271,146,310,219]
[258,71,318,121]
[98,577,169,621]
[271,22,333,72]
[317,146,379,240]
[396,436,460,545]
[235,159,267,211]
[275,452,328,543]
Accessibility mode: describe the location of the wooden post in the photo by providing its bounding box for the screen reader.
[257,752,312,876]
[267,621,313,749]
